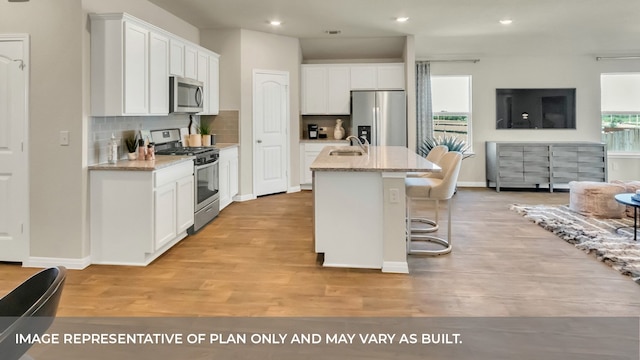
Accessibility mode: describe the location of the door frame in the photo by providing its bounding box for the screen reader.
[252,69,290,197]
[0,33,30,261]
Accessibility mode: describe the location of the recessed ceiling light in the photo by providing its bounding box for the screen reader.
[269,20,282,26]
[499,19,513,25]
[396,17,410,23]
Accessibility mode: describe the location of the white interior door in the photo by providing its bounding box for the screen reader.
[253,70,289,197]
[0,36,28,262]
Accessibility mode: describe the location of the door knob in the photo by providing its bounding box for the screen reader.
[257,140,262,143]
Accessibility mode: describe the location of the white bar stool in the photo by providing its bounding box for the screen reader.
[405,151,463,256]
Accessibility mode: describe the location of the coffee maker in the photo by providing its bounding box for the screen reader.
[308,124,319,139]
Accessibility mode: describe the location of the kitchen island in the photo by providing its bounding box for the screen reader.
[310,145,441,273]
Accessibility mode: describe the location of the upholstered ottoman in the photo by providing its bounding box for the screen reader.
[569,181,626,218]
[611,180,640,217]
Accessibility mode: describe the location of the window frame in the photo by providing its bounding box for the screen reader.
[430,75,473,152]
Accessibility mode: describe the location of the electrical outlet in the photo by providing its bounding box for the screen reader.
[389,188,400,203]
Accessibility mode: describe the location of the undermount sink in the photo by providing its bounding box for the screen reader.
[329,149,364,156]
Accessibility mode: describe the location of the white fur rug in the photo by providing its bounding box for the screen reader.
[511,204,640,283]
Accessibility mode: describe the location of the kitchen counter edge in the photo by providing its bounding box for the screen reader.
[88,155,194,171]
[310,145,442,173]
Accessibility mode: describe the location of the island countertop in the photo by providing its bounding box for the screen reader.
[310,145,441,173]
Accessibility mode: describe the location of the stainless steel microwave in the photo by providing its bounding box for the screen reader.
[169,76,204,113]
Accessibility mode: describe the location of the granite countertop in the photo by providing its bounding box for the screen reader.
[216,143,239,150]
[310,145,442,173]
[88,155,194,171]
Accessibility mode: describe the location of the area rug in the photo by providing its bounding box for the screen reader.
[510,204,640,283]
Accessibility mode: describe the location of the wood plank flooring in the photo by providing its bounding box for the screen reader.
[2,188,640,316]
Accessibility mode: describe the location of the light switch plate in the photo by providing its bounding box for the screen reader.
[59,131,69,146]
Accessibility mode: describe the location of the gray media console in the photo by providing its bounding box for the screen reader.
[485,141,607,192]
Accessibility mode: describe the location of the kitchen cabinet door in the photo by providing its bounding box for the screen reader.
[208,55,220,115]
[219,158,231,210]
[154,182,177,250]
[123,22,149,115]
[169,39,185,77]
[377,64,404,90]
[197,51,209,114]
[176,175,195,234]
[301,66,327,114]
[149,32,169,115]
[350,65,377,90]
[184,45,198,80]
[327,66,351,114]
[230,154,238,198]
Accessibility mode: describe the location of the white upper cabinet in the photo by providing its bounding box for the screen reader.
[351,63,404,90]
[327,66,351,114]
[350,65,377,90]
[123,22,149,115]
[169,39,185,77]
[301,66,328,114]
[90,13,220,117]
[301,63,404,115]
[301,65,351,115]
[149,32,169,115]
[376,64,405,90]
[196,50,220,115]
[184,45,198,80]
[91,14,168,116]
[208,55,220,115]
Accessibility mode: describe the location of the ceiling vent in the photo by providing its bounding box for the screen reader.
[324,30,342,35]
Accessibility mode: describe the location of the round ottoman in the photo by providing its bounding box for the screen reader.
[569,181,626,218]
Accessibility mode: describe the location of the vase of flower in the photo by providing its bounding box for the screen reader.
[333,119,345,140]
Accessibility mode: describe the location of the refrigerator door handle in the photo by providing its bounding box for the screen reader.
[375,106,381,146]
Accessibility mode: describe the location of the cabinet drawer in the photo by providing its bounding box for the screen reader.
[154,161,193,188]
[523,163,549,174]
[524,174,549,183]
[498,169,524,178]
[578,146,605,155]
[524,146,548,155]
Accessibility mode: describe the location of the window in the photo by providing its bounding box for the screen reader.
[431,75,472,149]
[601,73,640,153]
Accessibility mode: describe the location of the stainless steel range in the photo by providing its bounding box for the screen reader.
[151,129,219,234]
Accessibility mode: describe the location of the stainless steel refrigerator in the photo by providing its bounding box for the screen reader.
[351,90,407,146]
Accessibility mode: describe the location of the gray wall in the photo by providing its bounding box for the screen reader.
[1,0,85,259]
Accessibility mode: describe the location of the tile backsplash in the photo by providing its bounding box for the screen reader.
[202,110,239,144]
[88,114,195,165]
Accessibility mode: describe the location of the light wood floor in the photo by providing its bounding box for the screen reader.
[2,188,639,316]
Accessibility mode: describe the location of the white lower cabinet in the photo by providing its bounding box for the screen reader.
[300,141,347,189]
[219,146,239,210]
[90,160,194,265]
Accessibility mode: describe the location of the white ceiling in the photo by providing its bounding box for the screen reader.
[147,0,640,59]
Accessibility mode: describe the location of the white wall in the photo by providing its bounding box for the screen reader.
[428,54,604,185]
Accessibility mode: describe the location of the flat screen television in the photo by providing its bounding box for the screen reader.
[496,88,576,129]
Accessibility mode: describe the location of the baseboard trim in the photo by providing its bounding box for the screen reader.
[23,256,91,270]
[287,186,301,193]
[233,193,256,202]
[457,181,486,188]
[382,261,409,274]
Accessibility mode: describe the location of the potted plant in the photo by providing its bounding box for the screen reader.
[419,135,473,159]
[124,134,138,160]
[199,122,212,146]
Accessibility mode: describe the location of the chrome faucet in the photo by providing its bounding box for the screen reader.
[346,135,369,154]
